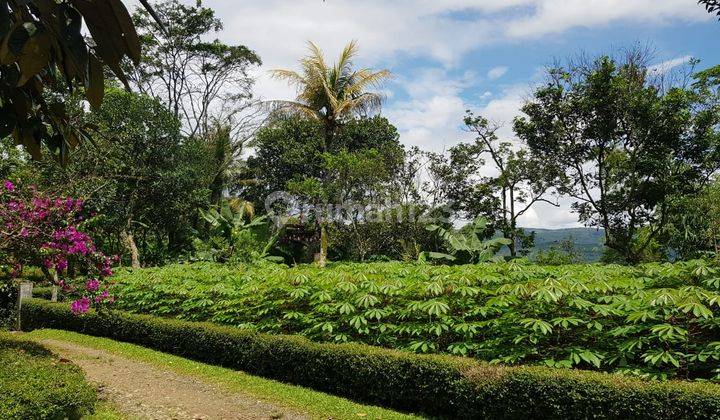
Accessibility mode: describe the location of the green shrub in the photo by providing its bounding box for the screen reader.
[21,299,720,419]
[0,332,97,419]
[108,260,720,380]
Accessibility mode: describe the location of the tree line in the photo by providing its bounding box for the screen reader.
[2,0,720,267]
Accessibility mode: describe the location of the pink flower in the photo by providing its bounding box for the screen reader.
[95,290,110,303]
[20,228,29,237]
[3,180,15,192]
[55,258,68,271]
[86,278,100,292]
[70,297,90,314]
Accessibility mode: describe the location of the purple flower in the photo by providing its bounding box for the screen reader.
[70,297,90,314]
[86,278,100,292]
[3,180,15,192]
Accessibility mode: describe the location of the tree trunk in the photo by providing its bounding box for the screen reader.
[121,230,141,269]
[316,222,329,268]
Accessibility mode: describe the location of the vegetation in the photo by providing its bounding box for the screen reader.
[22,299,720,419]
[0,332,97,419]
[270,41,392,267]
[99,259,720,380]
[515,52,720,263]
[1,1,719,417]
[0,0,158,162]
[36,88,212,268]
[27,329,420,420]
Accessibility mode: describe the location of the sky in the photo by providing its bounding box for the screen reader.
[136,0,720,229]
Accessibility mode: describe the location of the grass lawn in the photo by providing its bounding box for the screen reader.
[25,329,422,420]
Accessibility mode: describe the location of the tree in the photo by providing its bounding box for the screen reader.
[37,88,212,268]
[270,42,391,266]
[662,179,720,260]
[439,111,558,257]
[247,115,406,263]
[128,0,261,139]
[0,181,115,313]
[515,52,720,263]
[700,0,720,18]
[0,0,158,162]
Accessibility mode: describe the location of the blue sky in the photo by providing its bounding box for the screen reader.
[151,1,719,228]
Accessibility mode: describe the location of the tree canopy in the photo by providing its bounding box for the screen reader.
[0,0,158,163]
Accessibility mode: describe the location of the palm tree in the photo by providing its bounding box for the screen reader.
[699,0,720,19]
[271,40,391,266]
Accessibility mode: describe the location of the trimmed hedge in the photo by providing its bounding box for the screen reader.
[0,332,97,419]
[21,299,720,419]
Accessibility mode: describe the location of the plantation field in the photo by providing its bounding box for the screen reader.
[110,260,720,380]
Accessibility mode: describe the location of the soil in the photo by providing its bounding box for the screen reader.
[39,339,309,420]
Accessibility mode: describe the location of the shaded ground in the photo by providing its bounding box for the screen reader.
[40,339,308,420]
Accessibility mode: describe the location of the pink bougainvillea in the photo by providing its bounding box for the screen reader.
[1,181,115,314]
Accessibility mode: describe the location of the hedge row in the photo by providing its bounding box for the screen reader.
[0,331,97,419]
[21,299,720,419]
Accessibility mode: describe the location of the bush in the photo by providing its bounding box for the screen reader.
[0,332,97,419]
[108,260,720,380]
[21,299,720,419]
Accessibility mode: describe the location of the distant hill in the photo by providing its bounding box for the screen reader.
[498,227,606,262]
[527,227,606,262]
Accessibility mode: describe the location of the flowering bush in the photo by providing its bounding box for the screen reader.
[0,180,115,313]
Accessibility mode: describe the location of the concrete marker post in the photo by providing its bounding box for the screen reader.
[16,282,33,331]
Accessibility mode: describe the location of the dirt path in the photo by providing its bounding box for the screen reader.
[39,339,308,420]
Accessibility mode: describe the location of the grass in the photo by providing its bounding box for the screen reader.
[25,329,422,420]
[82,401,124,420]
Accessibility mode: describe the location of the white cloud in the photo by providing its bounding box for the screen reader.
[487,66,509,80]
[504,0,710,39]
[384,69,473,152]
[518,197,582,229]
[648,55,693,74]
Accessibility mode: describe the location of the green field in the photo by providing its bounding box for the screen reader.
[110,259,720,381]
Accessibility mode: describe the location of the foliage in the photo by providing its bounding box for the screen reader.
[700,0,720,18]
[0,181,114,313]
[196,199,282,263]
[433,111,558,257]
[247,115,408,263]
[103,259,720,380]
[0,276,16,328]
[329,204,442,262]
[515,52,720,263]
[36,88,212,267]
[534,239,582,265]
[424,217,511,263]
[663,179,720,260]
[0,332,97,419]
[0,0,158,162]
[22,299,720,419]
[128,0,261,138]
[270,41,392,266]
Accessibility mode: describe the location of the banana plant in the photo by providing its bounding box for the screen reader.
[199,199,283,262]
[422,217,511,263]
[200,199,263,239]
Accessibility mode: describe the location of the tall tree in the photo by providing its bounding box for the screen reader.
[270,41,391,266]
[442,111,558,257]
[0,0,159,163]
[247,115,405,264]
[128,0,262,138]
[37,88,212,268]
[514,52,720,263]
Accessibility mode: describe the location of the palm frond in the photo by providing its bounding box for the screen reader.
[270,40,391,122]
[267,100,322,120]
[269,69,307,88]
